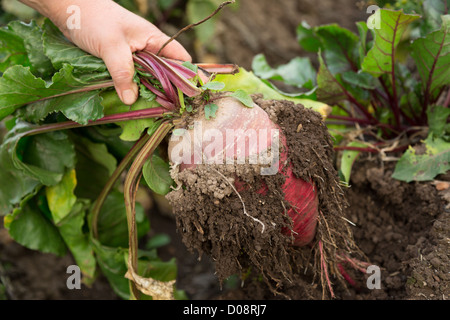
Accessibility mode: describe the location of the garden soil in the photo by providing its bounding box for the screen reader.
[2,101,447,300]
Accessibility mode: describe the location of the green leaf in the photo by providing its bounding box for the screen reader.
[296,22,361,73]
[135,250,179,298]
[259,77,317,99]
[275,57,317,88]
[0,65,48,120]
[80,126,134,160]
[139,83,156,102]
[410,16,450,102]
[251,54,278,79]
[315,24,360,74]
[342,71,378,90]
[45,169,77,224]
[362,9,420,77]
[296,21,322,52]
[91,239,178,300]
[392,136,450,182]
[316,53,347,104]
[42,19,107,73]
[146,233,171,250]
[34,64,105,124]
[0,25,30,72]
[96,191,149,248]
[0,64,106,123]
[8,197,67,256]
[139,258,177,283]
[72,135,117,200]
[204,103,219,120]
[57,199,96,282]
[7,20,54,78]
[20,132,76,186]
[339,141,368,185]
[356,21,369,63]
[201,81,225,91]
[182,61,198,73]
[423,0,450,32]
[3,186,40,227]
[143,154,174,195]
[146,120,163,137]
[91,238,130,299]
[231,89,254,108]
[215,68,330,116]
[0,129,40,215]
[102,90,161,141]
[252,54,316,88]
[427,105,450,138]
[0,167,39,216]
[1,122,76,187]
[20,89,104,125]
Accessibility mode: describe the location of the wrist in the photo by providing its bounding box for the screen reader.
[18,0,75,35]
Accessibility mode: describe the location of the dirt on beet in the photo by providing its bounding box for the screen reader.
[165,95,361,299]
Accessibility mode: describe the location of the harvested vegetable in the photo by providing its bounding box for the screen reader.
[166,93,359,297]
[0,4,362,300]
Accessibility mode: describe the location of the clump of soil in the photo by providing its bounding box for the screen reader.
[166,95,361,298]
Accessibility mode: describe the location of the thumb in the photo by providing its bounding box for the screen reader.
[101,44,138,105]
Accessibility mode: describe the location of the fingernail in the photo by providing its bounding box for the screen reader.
[121,89,137,105]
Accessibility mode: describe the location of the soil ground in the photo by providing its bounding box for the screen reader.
[1,156,448,300]
[0,0,448,301]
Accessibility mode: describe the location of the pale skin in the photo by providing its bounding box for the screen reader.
[19,0,192,105]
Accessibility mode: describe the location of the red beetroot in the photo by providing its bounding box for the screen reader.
[168,96,319,247]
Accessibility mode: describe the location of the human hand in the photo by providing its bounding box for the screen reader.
[20,0,191,105]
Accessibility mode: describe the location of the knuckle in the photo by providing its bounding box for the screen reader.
[146,34,169,51]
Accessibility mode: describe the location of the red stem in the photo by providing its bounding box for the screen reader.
[388,14,402,128]
[334,144,409,154]
[319,240,335,299]
[335,81,379,123]
[422,35,447,118]
[334,146,379,153]
[338,264,358,289]
[32,81,114,103]
[327,114,371,125]
[381,75,401,128]
[26,107,170,136]
[327,115,398,131]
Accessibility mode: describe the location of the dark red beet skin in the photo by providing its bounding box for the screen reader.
[279,150,319,246]
[235,132,319,246]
